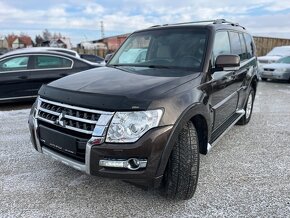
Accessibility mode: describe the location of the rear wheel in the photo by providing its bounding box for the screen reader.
[261,78,267,81]
[162,121,199,200]
[237,87,255,125]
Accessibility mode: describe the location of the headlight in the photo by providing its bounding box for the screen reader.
[106,109,163,143]
[275,68,287,73]
[29,96,39,117]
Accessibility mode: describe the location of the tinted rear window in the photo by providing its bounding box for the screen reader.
[35,55,72,69]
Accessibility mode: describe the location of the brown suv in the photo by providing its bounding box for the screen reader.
[28,19,258,200]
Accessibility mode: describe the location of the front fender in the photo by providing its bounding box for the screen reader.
[155,102,211,178]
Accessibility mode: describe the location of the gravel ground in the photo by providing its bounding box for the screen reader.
[0,81,290,217]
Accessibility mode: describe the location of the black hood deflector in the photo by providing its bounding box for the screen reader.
[38,85,151,111]
[38,66,200,111]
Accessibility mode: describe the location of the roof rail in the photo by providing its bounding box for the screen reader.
[150,19,246,29]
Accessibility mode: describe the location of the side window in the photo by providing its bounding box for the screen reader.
[0,56,29,72]
[229,32,243,57]
[244,33,254,59]
[213,31,231,62]
[35,55,72,69]
[239,33,247,61]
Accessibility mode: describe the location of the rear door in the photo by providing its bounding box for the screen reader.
[28,54,75,94]
[28,54,96,94]
[0,55,33,100]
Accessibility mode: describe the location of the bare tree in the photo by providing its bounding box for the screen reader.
[42,29,52,41]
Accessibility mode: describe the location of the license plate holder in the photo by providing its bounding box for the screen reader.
[39,125,77,154]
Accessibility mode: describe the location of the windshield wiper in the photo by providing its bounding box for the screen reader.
[108,64,124,67]
[109,64,176,69]
[146,65,172,69]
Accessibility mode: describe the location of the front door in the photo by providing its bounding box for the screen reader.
[209,31,239,130]
[0,55,33,100]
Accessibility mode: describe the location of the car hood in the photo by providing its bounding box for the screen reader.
[262,63,290,70]
[39,66,200,110]
[258,56,281,62]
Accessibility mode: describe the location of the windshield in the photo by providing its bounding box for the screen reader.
[277,56,290,64]
[267,47,290,56]
[108,28,208,71]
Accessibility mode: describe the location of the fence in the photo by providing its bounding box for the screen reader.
[253,36,290,56]
[74,48,107,58]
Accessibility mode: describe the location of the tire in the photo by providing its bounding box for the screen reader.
[261,78,267,81]
[162,121,199,200]
[237,87,255,125]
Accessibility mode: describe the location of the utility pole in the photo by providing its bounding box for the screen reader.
[100,21,105,39]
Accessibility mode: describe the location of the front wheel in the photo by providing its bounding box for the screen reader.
[162,121,199,200]
[237,87,255,125]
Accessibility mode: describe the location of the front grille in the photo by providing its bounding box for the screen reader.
[264,68,275,72]
[36,97,114,135]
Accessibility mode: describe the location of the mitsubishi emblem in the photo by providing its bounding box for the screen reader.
[55,111,65,127]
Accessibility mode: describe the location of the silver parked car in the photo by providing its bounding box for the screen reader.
[261,56,290,82]
[257,46,290,74]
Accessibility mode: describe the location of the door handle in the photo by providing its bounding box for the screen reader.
[60,73,68,76]
[19,75,28,79]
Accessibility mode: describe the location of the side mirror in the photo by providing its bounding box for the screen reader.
[104,53,113,63]
[215,55,240,71]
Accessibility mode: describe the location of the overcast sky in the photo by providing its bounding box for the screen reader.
[0,0,290,45]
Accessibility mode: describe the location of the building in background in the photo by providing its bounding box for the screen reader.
[6,34,33,49]
[35,35,72,49]
[49,38,72,49]
[77,41,107,50]
[0,36,9,54]
[96,33,130,52]
[78,33,130,53]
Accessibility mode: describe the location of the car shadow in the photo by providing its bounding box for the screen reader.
[261,79,289,84]
[0,101,33,111]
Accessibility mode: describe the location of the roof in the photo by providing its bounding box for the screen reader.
[5,47,79,57]
[0,48,101,66]
[6,35,18,47]
[145,19,247,33]
[5,35,33,47]
[19,36,33,46]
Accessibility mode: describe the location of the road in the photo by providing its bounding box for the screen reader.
[0,81,290,217]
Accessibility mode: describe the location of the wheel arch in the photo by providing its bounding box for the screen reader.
[191,114,209,155]
[155,103,211,178]
[250,75,258,95]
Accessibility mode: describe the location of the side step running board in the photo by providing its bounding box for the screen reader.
[207,109,245,153]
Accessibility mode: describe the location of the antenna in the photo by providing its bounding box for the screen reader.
[100,21,105,39]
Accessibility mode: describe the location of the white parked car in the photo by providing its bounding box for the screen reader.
[258,46,290,73]
[260,56,290,82]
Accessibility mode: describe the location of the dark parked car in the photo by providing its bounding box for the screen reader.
[80,54,104,63]
[29,19,258,200]
[0,50,100,103]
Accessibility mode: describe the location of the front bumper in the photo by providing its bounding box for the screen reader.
[28,113,173,187]
[260,71,290,80]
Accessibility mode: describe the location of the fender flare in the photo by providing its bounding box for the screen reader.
[155,102,211,177]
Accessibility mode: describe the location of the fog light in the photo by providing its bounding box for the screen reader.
[99,158,147,170]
